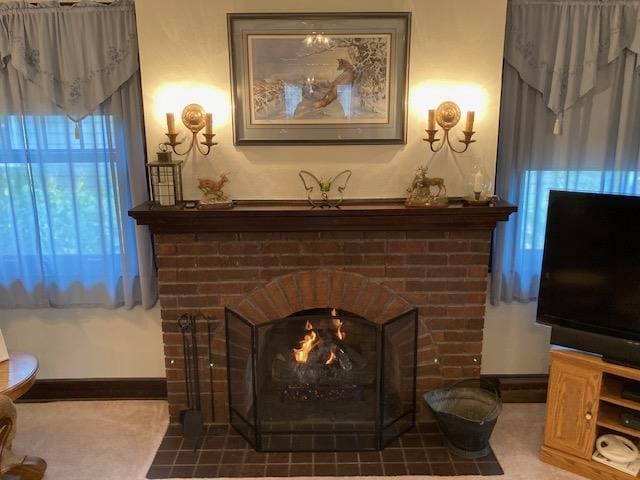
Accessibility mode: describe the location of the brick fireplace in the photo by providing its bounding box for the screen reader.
[130,200,516,426]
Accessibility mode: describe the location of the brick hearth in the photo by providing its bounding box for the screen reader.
[130,200,516,424]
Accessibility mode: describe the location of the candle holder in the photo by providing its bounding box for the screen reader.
[424,101,476,154]
[464,163,493,206]
[164,103,217,156]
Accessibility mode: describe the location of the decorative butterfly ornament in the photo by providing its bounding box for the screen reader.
[298,170,352,208]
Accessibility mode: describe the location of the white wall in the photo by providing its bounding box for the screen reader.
[482,299,552,375]
[0,306,164,379]
[135,0,508,200]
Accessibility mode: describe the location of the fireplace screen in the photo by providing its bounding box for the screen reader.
[226,307,418,451]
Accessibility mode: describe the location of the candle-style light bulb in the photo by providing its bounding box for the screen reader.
[427,109,436,130]
[166,113,176,134]
[465,111,475,132]
[473,170,483,193]
[205,113,213,135]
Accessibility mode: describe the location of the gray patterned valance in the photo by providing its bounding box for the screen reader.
[505,0,640,120]
[0,0,138,121]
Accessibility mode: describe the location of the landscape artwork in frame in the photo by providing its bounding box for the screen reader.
[228,13,410,145]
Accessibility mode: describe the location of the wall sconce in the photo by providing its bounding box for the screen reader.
[164,103,217,156]
[424,101,476,154]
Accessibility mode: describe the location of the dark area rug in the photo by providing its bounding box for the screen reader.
[147,423,503,478]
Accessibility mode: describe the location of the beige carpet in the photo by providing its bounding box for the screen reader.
[12,401,582,480]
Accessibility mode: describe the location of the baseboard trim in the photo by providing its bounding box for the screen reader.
[17,378,167,402]
[481,374,549,403]
[17,375,543,403]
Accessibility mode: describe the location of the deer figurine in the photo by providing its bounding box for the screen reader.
[197,173,232,208]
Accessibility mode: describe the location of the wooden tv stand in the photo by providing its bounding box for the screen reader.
[541,348,640,479]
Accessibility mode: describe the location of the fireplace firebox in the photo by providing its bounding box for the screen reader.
[226,307,418,452]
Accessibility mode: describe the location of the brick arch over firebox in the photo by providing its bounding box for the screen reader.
[234,269,413,324]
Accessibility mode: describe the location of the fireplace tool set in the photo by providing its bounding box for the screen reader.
[178,313,217,447]
[179,314,204,443]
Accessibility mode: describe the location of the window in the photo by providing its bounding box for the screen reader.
[513,170,640,287]
[0,114,125,293]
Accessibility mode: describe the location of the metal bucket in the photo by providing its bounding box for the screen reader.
[424,379,502,459]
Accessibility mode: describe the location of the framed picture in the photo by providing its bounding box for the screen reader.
[227,13,411,145]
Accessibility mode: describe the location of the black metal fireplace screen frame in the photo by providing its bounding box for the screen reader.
[225,307,418,452]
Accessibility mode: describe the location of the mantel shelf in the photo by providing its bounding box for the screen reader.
[128,198,517,233]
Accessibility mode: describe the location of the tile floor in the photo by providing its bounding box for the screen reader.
[146,423,503,478]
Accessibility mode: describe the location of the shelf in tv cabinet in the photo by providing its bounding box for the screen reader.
[597,403,640,439]
[601,375,640,413]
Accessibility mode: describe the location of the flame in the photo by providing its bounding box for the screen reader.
[333,318,345,340]
[325,347,337,365]
[293,321,318,363]
[292,313,347,364]
[333,318,347,340]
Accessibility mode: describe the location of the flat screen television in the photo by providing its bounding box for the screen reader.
[537,190,640,366]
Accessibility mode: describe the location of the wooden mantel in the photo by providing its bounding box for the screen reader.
[128,198,516,233]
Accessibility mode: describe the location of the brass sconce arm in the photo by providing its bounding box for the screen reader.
[164,103,218,156]
[164,132,218,156]
[424,128,476,154]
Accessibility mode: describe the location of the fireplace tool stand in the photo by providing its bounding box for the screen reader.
[179,314,205,447]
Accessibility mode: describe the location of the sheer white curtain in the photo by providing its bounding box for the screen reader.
[492,0,640,303]
[0,0,155,308]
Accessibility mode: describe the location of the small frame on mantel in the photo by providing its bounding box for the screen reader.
[227,12,411,145]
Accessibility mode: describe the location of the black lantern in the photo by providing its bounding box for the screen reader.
[147,157,183,207]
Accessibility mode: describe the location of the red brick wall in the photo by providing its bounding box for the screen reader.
[154,229,491,423]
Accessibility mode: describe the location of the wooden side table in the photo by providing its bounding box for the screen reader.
[0,352,38,401]
[0,352,46,480]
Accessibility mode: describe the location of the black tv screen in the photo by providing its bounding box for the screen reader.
[537,191,640,341]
